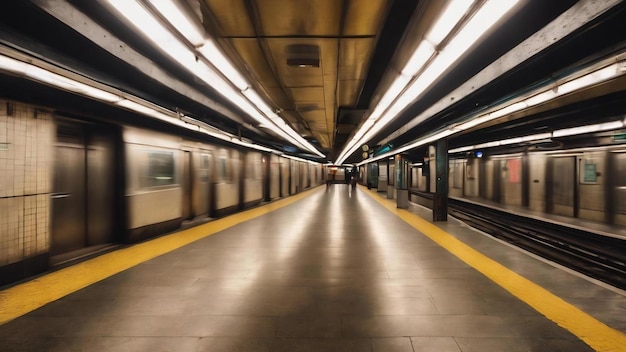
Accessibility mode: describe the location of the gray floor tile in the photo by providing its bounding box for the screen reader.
[276,316,343,338]
[0,186,609,351]
[411,337,461,352]
[0,337,201,352]
[372,337,415,352]
[196,337,271,352]
[454,337,594,352]
[268,338,373,352]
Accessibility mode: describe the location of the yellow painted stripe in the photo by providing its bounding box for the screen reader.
[0,187,320,325]
[363,187,626,352]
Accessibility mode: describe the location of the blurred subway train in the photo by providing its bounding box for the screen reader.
[0,99,325,286]
[405,139,626,227]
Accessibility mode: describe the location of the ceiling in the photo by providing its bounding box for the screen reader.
[1,0,626,162]
[201,0,389,151]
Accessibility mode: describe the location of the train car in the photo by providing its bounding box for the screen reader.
[242,150,263,209]
[124,126,185,242]
[280,157,290,196]
[443,145,626,228]
[0,97,325,286]
[268,153,281,200]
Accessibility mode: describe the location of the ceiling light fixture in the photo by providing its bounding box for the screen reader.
[552,120,624,138]
[197,40,248,90]
[105,0,325,158]
[448,118,626,155]
[0,54,121,103]
[146,0,205,46]
[336,0,519,165]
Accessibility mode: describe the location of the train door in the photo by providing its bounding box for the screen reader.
[86,127,117,246]
[51,120,118,258]
[299,163,306,190]
[280,157,289,197]
[500,158,522,206]
[194,151,212,217]
[182,150,193,220]
[368,163,379,188]
[262,153,270,201]
[613,153,626,226]
[483,159,496,201]
[51,124,86,255]
[290,160,297,194]
[548,156,576,217]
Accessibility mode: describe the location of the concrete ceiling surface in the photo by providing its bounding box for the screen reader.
[203,0,390,150]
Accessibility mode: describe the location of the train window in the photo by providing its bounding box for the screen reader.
[218,149,232,182]
[579,159,598,184]
[452,160,463,188]
[507,159,522,184]
[219,158,228,181]
[245,153,262,180]
[141,151,176,188]
[199,153,210,183]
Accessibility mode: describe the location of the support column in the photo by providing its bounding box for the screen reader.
[387,159,395,199]
[522,152,529,207]
[433,139,448,221]
[396,154,409,208]
[378,160,388,192]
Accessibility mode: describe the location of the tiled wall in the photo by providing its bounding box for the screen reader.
[0,100,54,266]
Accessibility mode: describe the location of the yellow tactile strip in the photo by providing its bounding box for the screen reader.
[0,187,319,325]
[363,187,626,352]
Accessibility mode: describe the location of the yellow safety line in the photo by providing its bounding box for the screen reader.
[0,187,320,325]
[362,187,626,352]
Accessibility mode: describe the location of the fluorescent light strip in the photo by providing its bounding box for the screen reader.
[0,52,300,156]
[489,152,523,159]
[146,0,205,46]
[426,0,474,44]
[198,40,248,90]
[183,115,286,154]
[357,55,626,166]
[444,118,625,154]
[242,88,274,116]
[401,41,435,77]
[115,99,192,129]
[108,0,193,65]
[448,146,473,153]
[448,132,552,153]
[364,117,624,165]
[106,0,325,158]
[150,0,323,158]
[553,120,624,138]
[0,54,121,103]
[337,0,519,165]
[282,154,319,164]
[451,62,623,134]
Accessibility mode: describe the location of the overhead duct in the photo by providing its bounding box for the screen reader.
[286,44,320,68]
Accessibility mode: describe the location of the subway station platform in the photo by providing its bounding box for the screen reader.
[1,185,625,352]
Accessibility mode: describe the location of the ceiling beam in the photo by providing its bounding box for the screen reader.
[377,0,622,146]
[32,0,265,134]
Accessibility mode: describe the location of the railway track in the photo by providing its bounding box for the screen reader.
[448,199,626,290]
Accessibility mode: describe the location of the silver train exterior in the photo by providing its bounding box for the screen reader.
[0,99,324,286]
[405,147,626,227]
[123,127,324,241]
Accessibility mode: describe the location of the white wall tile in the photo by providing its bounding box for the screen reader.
[0,100,53,265]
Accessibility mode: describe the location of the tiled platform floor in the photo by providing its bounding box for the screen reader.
[1,185,624,351]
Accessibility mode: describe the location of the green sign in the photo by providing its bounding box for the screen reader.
[583,163,597,183]
[613,133,626,141]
